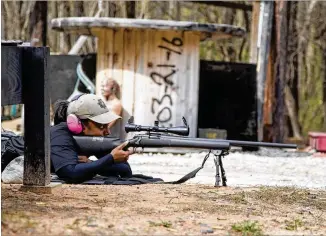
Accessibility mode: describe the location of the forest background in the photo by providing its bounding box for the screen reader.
[1,0,326,142]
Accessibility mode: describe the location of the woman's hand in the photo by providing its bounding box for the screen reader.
[110,141,132,163]
[78,155,92,163]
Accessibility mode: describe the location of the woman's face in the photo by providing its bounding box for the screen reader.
[101,80,114,97]
[83,120,110,136]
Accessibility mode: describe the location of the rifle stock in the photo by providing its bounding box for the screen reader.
[74,136,123,156]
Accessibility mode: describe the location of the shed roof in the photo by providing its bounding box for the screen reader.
[51,17,246,41]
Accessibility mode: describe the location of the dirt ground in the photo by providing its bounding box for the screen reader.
[1,183,326,236]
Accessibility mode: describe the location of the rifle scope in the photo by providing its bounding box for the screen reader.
[125,116,190,136]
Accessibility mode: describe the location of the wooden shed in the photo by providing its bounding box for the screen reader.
[51,17,246,137]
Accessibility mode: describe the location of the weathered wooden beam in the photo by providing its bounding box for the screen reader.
[51,17,246,40]
[192,1,252,11]
[22,46,51,186]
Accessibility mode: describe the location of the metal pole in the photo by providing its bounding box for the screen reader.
[256,1,274,141]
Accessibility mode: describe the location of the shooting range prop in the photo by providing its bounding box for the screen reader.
[51,17,246,138]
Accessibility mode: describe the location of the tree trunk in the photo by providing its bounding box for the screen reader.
[176,1,181,21]
[323,47,326,129]
[1,2,6,39]
[273,0,288,143]
[29,1,47,46]
[108,2,117,17]
[126,1,136,18]
[285,85,303,139]
[139,0,149,19]
[297,1,317,113]
[285,1,301,139]
[249,2,260,63]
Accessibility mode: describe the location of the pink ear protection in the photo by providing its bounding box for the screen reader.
[67,114,83,134]
[66,93,85,134]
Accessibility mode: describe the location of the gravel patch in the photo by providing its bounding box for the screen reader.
[128,148,326,190]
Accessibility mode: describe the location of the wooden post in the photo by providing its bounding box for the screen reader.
[22,46,51,186]
[256,1,274,141]
[2,42,51,187]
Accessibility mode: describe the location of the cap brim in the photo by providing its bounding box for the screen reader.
[88,111,121,124]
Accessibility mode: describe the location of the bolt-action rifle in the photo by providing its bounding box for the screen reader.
[74,117,297,186]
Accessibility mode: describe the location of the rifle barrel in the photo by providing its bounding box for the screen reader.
[226,140,297,149]
[130,136,230,150]
[158,135,297,149]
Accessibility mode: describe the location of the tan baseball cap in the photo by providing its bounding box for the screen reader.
[67,94,121,124]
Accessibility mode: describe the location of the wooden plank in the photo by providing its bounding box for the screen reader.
[187,32,200,137]
[95,29,114,97]
[112,28,124,85]
[106,29,114,79]
[22,46,51,186]
[174,31,187,127]
[133,29,149,125]
[183,32,198,137]
[151,30,170,126]
[121,29,136,138]
[51,17,246,39]
[182,32,192,132]
[132,29,141,117]
[160,30,184,127]
[1,46,23,105]
[93,28,106,96]
[136,30,157,125]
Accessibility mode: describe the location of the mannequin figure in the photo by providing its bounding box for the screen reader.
[101,77,122,137]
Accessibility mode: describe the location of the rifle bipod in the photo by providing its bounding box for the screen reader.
[213,150,228,187]
[162,149,229,186]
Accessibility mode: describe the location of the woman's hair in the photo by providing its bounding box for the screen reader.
[53,99,69,125]
[103,77,121,99]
